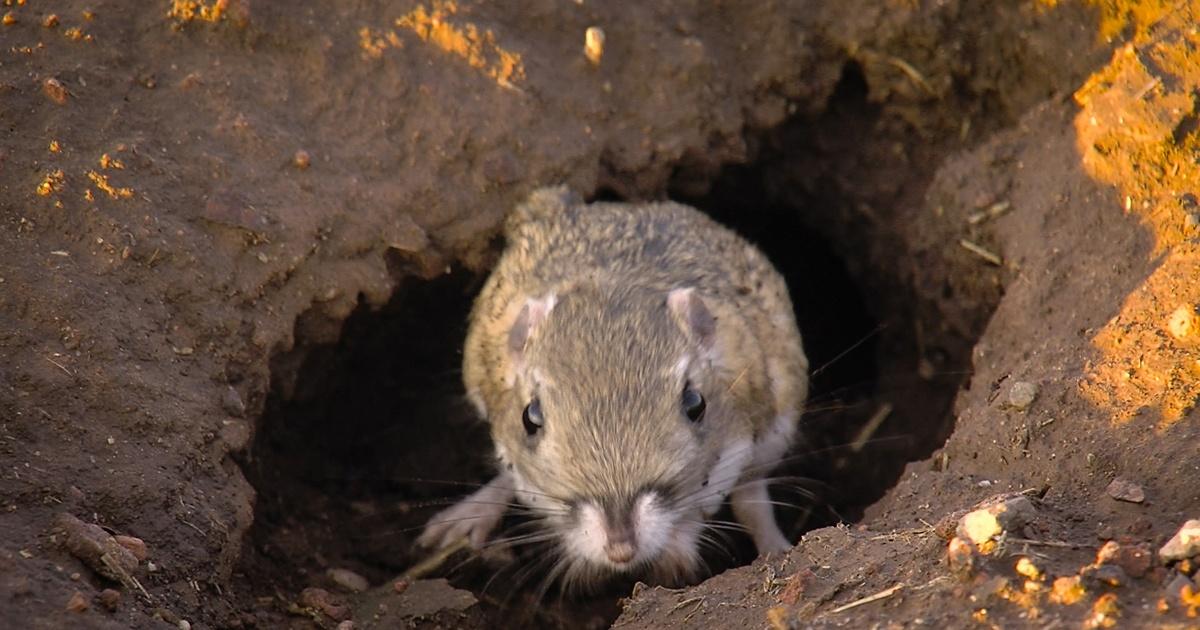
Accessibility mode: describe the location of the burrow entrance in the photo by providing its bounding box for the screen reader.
[236,64,993,629]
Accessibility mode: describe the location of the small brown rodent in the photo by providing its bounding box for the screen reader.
[418,186,809,586]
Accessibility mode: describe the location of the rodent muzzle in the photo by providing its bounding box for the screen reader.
[569,489,676,569]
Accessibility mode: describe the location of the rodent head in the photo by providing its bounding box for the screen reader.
[492,283,753,585]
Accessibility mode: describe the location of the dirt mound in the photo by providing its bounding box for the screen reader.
[1,1,1197,628]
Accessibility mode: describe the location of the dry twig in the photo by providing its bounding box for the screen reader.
[830,583,904,614]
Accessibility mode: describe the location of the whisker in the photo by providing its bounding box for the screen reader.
[809,323,887,379]
[372,477,567,501]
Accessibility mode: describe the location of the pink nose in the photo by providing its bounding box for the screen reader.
[605,539,636,563]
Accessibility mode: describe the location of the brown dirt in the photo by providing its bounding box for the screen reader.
[1,1,1198,628]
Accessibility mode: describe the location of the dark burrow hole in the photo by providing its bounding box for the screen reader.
[237,64,980,629]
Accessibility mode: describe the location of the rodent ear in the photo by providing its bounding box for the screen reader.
[667,287,716,348]
[511,186,581,224]
[508,293,558,360]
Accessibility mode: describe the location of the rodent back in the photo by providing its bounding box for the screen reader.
[502,197,769,301]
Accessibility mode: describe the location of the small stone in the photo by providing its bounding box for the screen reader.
[1105,478,1145,503]
[1167,305,1198,340]
[7,575,32,598]
[1083,563,1128,587]
[584,26,605,65]
[221,386,246,418]
[66,590,89,612]
[98,588,120,611]
[336,622,355,630]
[1166,573,1193,602]
[43,78,69,105]
[393,578,410,594]
[114,535,147,562]
[53,513,139,582]
[1180,558,1195,575]
[1096,540,1153,577]
[43,14,59,28]
[327,568,368,593]
[957,495,1036,553]
[1015,557,1042,581]
[292,149,310,169]
[947,536,977,576]
[1049,575,1086,605]
[1160,519,1200,562]
[299,587,350,621]
[178,621,191,630]
[1088,593,1120,627]
[1008,381,1038,411]
[3,12,16,26]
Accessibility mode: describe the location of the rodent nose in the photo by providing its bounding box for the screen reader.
[604,530,637,564]
[600,532,638,561]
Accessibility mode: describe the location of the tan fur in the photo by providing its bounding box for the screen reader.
[423,186,809,579]
[465,187,807,438]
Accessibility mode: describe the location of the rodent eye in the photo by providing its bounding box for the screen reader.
[522,398,544,436]
[681,385,706,423]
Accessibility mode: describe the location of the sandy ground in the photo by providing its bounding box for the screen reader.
[1,1,1198,628]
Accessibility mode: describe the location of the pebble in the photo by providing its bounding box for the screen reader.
[1105,478,1145,504]
[1049,576,1086,605]
[957,495,1036,552]
[584,26,605,65]
[1159,519,1200,562]
[66,590,89,612]
[53,513,139,582]
[1096,540,1152,577]
[293,149,311,170]
[1167,305,1198,340]
[43,78,69,105]
[946,536,977,576]
[1015,557,1042,581]
[1165,573,1193,602]
[299,587,350,621]
[1007,381,1038,411]
[178,621,191,630]
[98,588,121,611]
[327,568,369,593]
[114,535,148,561]
[1082,563,1127,587]
[221,386,246,418]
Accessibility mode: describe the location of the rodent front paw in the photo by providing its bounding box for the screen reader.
[417,475,514,550]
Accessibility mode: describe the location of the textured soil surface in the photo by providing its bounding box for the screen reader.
[2,1,1199,628]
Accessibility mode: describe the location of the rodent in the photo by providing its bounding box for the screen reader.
[418,186,809,586]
